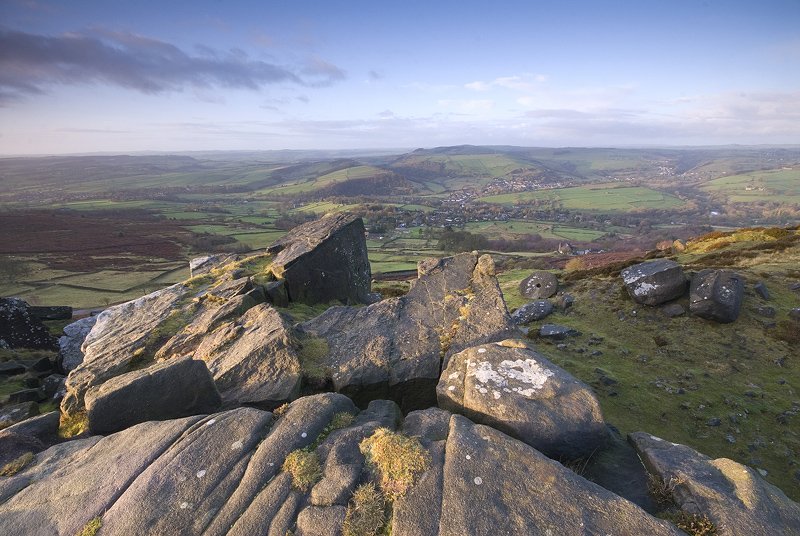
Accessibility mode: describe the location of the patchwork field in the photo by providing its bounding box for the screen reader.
[479,184,685,211]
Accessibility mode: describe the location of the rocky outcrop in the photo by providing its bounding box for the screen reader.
[518,271,558,299]
[28,306,72,321]
[84,356,222,434]
[437,340,607,459]
[0,298,57,350]
[630,432,800,535]
[621,259,687,306]
[301,253,516,410]
[510,299,553,324]
[267,213,371,305]
[689,269,744,323]
[60,283,190,417]
[58,316,97,373]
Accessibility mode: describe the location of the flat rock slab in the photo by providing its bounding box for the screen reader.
[267,213,371,305]
[689,269,744,323]
[511,300,554,324]
[621,259,687,306]
[85,356,222,434]
[437,340,607,459]
[519,271,558,299]
[630,432,800,535]
[539,323,580,340]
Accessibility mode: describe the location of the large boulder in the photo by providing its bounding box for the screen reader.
[58,316,97,373]
[630,432,800,535]
[0,298,57,350]
[621,259,687,306]
[84,356,222,434]
[267,213,371,305]
[510,300,554,324]
[301,253,516,410]
[60,284,190,417]
[437,340,607,459]
[689,269,744,323]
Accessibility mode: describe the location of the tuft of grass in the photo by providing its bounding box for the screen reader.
[330,411,356,430]
[296,335,330,382]
[773,320,799,346]
[662,511,717,536]
[647,473,682,506]
[359,428,430,501]
[343,482,387,536]
[75,516,102,536]
[59,411,89,438]
[0,451,35,476]
[282,449,322,491]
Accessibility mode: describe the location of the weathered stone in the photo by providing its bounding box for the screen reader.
[630,432,800,535]
[267,213,372,305]
[28,306,72,321]
[756,305,776,318]
[437,341,607,459]
[661,302,686,318]
[754,281,771,300]
[539,323,580,340]
[296,505,346,536]
[0,401,38,429]
[621,259,687,306]
[8,388,43,404]
[518,271,558,299]
[61,283,189,417]
[207,276,254,300]
[0,298,57,350]
[29,356,53,373]
[301,253,515,411]
[789,308,800,321]
[189,254,234,277]
[84,356,222,434]
[511,300,553,324]
[689,269,744,323]
[0,361,25,376]
[0,411,60,467]
[264,280,289,307]
[559,292,575,310]
[41,374,65,400]
[58,315,97,373]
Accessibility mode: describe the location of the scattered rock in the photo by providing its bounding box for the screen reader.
[630,431,800,535]
[437,341,608,459]
[0,401,38,429]
[789,308,800,321]
[518,271,559,299]
[84,356,222,434]
[58,315,97,373]
[0,361,26,376]
[706,417,722,427]
[756,306,776,318]
[559,292,575,310]
[660,303,685,318]
[753,281,771,300]
[267,213,372,305]
[689,269,744,323]
[41,374,65,400]
[620,259,687,306]
[510,300,553,324]
[790,282,800,292]
[8,389,43,404]
[539,324,580,340]
[0,298,58,351]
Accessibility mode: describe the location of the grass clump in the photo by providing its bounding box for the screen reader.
[359,428,430,501]
[647,473,682,506]
[343,482,387,536]
[59,411,89,438]
[75,516,102,536]
[0,452,34,476]
[282,449,322,491]
[662,511,717,536]
[297,335,330,383]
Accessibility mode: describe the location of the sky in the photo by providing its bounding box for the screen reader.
[1,0,799,154]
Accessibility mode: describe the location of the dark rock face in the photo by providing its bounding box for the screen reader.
[437,340,608,459]
[0,401,39,429]
[539,323,580,340]
[84,356,222,434]
[58,316,97,373]
[28,306,72,321]
[518,271,558,299]
[630,432,800,535]
[0,298,57,350]
[510,300,554,324]
[689,269,744,323]
[0,411,60,466]
[264,280,289,307]
[301,253,516,411]
[267,213,371,305]
[621,259,687,306]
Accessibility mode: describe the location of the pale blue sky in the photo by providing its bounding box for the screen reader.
[1,0,798,154]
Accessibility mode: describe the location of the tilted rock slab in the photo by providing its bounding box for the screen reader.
[84,356,222,434]
[630,432,800,535]
[437,340,607,459]
[301,253,517,410]
[266,212,372,305]
[689,269,744,323]
[60,283,190,417]
[621,259,687,306]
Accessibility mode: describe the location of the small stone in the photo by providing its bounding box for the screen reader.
[789,308,800,321]
[756,306,776,318]
[753,281,770,300]
[660,303,685,318]
[707,417,722,427]
[725,434,736,444]
[539,324,580,340]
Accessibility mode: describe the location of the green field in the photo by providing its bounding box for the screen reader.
[701,168,800,203]
[479,184,684,211]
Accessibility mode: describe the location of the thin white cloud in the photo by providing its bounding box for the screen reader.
[466,73,548,92]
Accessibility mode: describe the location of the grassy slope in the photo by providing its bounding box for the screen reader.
[701,168,800,204]
[499,231,800,499]
[479,184,684,211]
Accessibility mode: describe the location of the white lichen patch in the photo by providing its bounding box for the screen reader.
[205,418,217,426]
[633,282,658,296]
[448,385,456,391]
[230,440,244,450]
[301,432,307,438]
[179,502,189,509]
[474,477,483,485]
[448,372,460,380]
[469,358,554,397]
[477,348,487,354]
[196,470,206,478]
